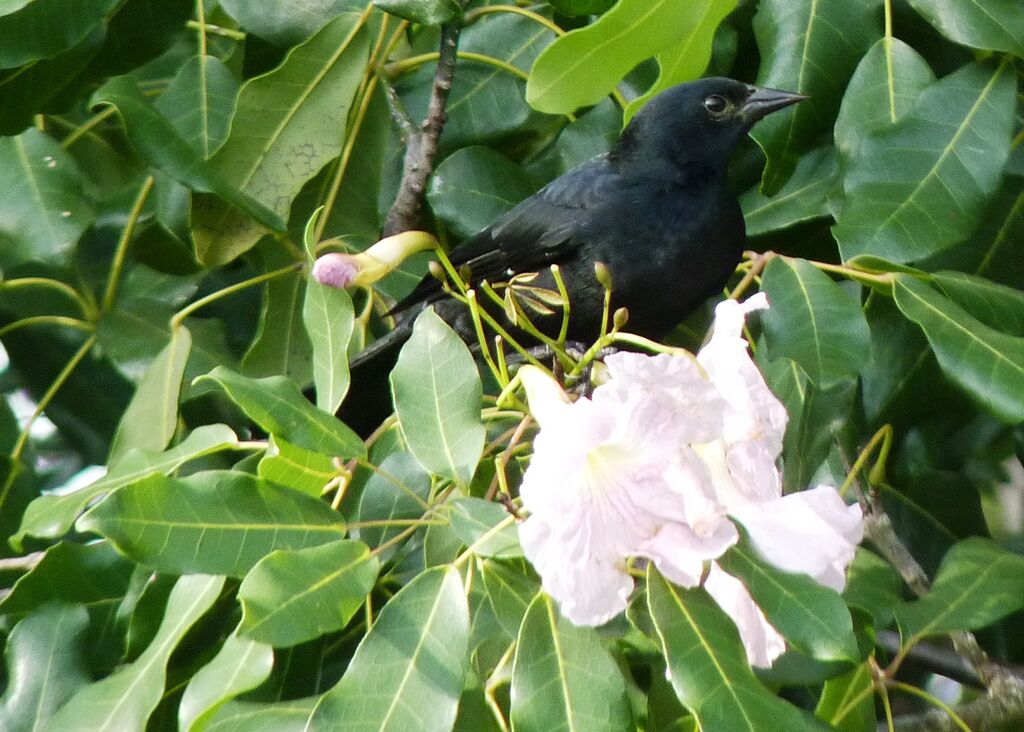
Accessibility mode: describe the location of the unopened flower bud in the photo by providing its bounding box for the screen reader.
[311,230,438,289]
[594,261,612,291]
[312,252,360,289]
[613,307,629,330]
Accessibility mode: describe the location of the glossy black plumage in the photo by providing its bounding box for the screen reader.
[342,78,804,432]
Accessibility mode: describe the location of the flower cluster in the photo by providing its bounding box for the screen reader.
[517,294,863,667]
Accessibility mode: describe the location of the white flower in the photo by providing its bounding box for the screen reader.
[515,295,863,668]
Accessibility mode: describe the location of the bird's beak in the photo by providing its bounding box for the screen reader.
[741,86,808,125]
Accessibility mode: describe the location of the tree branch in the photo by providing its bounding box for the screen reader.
[383,18,464,237]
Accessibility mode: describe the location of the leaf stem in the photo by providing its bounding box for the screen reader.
[170,262,301,327]
[0,316,94,339]
[103,175,155,311]
[10,335,97,460]
[888,680,972,732]
[185,19,245,40]
[0,278,94,319]
[386,50,530,82]
[839,424,893,497]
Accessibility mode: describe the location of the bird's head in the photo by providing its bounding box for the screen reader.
[612,77,806,178]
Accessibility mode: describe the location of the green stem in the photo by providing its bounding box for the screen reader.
[0,316,94,339]
[840,424,893,497]
[0,278,94,319]
[103,175,155,311]
[170,263,301,327]
[388,50,529,82]
[464,4,564,37]
[185,19,245,40]
[10,335,97,459]
[888,681,972,732]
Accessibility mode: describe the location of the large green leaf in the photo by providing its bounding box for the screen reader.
[750,0,881,194]
[205,699,320,732]
[355,450,432,554]
[892,274,1024,423]
[77,472,348,577]
[931,270,1024,337]
[90,76,283,232]
[107,324,191,464]
[527,0,713,114]
[13,424,239,545]
[0,128,95,268]
[833,60,1017,263]
[0,0,117,69]
[43,575,224,732]
[374,0,460,25]
[179,632,274,732]
[623,0,739,122]
[197,366,365,458]
[308,567,469,731]
[480,559,538,639]
[447,497,521,559]
[716,541,858,663]
[761,257,870,388]
[814,663,873,732]
[646,567,812,731]
[0,603,90,732]
[391,308,485,484]
[238,539,380,647]
[833,38,934,164]
[220,0,364,45]
[258,436,337,497]
[740,147,838,236]
[154,55,239,159]
[303,280,354,414]
[510,593,631,732]
[894,538,1024,641]
[427,146,537,240]
[906,0,1024,57]
[192,12,371,265]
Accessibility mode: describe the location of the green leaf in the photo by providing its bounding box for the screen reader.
[197,366,365,458]
[355,451,432,551]
[427,146,537,240]
[622,0,739,123]
[716,541,858,663]
[892,274,1024,423]
[646,567,812,731]
[547,0,615,15]
[0,603,90,732]
[397,12,554,152]
[480,558,538,639]
[238,539,380,647]
[258,436,337,497]
[13,424,239,545]
[762,257,870,387]
[308,567,470,731]
[833,60,1017,263]
[895,538,1024,640]
[814,663,873,732]
[527,0,716,114]
[154,55,239,159]
[0,0,117,69]
[205,698,320,732]
[373,0,461,25]
[90,76,284,232]
[510,593,631,732]
[833,38,934,164]
[740,147,838,236]
[179,632,274,732]
[0,128,95,268]
[391,308,485,484]
[906,0,1024,56]
[192,12,371,265]
[77,471,348,577]
[448,497,521,558]
[77,0,192,78]
[241,246,313,384]
[750,0,882,194]
[303,280,355,414]
[220,0,364,46]
[843,549,903,629]
[930,271,1024,337]
[43,575,224,732]
[107,324,191,464]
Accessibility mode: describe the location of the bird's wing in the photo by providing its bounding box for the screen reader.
[389,154,621,315]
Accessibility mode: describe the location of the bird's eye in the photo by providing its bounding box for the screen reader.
[703,94,729,115]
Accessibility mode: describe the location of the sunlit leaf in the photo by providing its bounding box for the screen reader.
[77,472,347,577]
[179,632,274,732]
[303,280,354,414]
[154,55,239,159]
[391,308,485,484]
[510,593,631,732]
[308,567,469,731]
[258,436,337,497]
[447,497,521,558]
[238,539,379,647]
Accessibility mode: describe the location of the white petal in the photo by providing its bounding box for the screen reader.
[638,519,739,587]
[705,563,785,668]
[731,486,864,591]
[519,365,571,428]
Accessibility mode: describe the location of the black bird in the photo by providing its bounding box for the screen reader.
[343,78,805,432]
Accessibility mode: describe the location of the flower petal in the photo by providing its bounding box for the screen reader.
[705,563,786,668]
[637,519,739,587]
[519,365,571,429]
[731,486,864,591]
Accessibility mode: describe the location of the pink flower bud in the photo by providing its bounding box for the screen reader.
[312,253,360,289]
